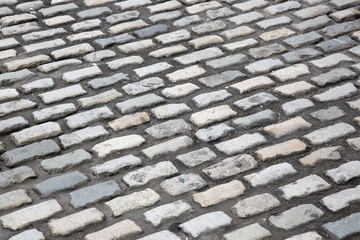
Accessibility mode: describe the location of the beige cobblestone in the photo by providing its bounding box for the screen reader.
[256,139,307,161]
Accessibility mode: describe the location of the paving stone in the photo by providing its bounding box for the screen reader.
[105,188,160,216]
[84,0,115,7]
[151,103,191,119]
[234,92,279,111]
[259,27,295,41]
[223,38,258,51]
[232,193,280,218]
[322,212,360,240]
[77,6,112,19]
[244,163,297,187]
[322,185,360,212]
[179,211,232,238]
[270,204,324,230]
[228,11,264,25]
[167,65,205,82]
[22,28,67,42]
[34,171,88,196]
[67,30,107,42]
[91,154,142,177]
[285,232,323,240]
[188,35,223,49]
[144,200,192,226]
[4,55,51,72]
[51,43,94,60]
[49,208,104,236]
[245,58,284,74]
[316,35,356,53]
[233,0,268,12]
[293,4,330,19]
[220,26,255,40]
[84,50,116,62]
[231,76,274,94]
[264,1,301,15]
[206,7,235,19]
[249,44,286,59]
[349,45,360,57]
[62,65,102,83]
[23,39,66,53]
[274,81,316,97]
[148,0,182,13]
[186,1,222,14]
[176,147,217,167]
[32,104,75,123]
[326,161,360,184]
[321,20,360,37]
[299,146,341,166]
[11,122,61,146]
[174,47,223,65]
[0,99,37,117]
[116,94,165,114]
[70,180,121,208]
[0,189,31,211]
[311,53,354,68]
[191,20,226,35]
[310,68,356,87]
[0,6,12,16]
[145,119,191,139]
[193,90,231,108]
[347,137,360,150]
[142,136,193,159]
[224,223,272,240]
[263,117,312,138]
[9,229,45,240]
[0,37,19,50]
[87,73,128,89]
[330,0,360,9]
[256,139,307,161]
[108,112,150,131]
[193,180,245,207]
[284,31,323,48]
[85,219,142,240]
[134,24,168,39]
[1,139,60,167]
[95,33,135,48]
[0,88,18,101]
[304,122,356,145]
[270,64,310,82]
[0,116,28,134]
[330,8,360,22]
[107,56,143,70]
[313,83,357,102]
[206,53,248,69]
[310,106,346,122]
[277,175,331,200]
[59,126,108,148]
[92,134,145,158]
[0,166,36,188]
[199,70,245,88]
[149,44,188,58]
[282,47,321,63]
[138,231,180,240]
[134,62,172,78]
[0,49,16,60]
[37,59,82,73]
[292,15,331,32]
[256,16,292,29]
[43,15,75,26]
[196,123,234,142]
[162,83,199,98]
[2,22,40,36]
[40,149,92,173]
[0,200,62,231]
[203,154,258,180]
[39,3,78,17]
[149,10,183,23]
[233,109,277,129]
[78,89,122,108]
[65,107,114,129]
[173,14,203,27]
[105,10,139,25]
[190,105,237,127]
[115,0,152,10]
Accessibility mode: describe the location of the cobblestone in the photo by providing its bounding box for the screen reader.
[85,220,142,240]
[224,223,272,240]
[310,68,356,87]
[151,103,191,119]
[0,166,36,188]
[199,70,245,88]
[292,15,331,32]
[109,112,150,131]
[116,93,165,114]
[138,231,180,240]
[65,106,114,129]
[167,65,205,82]
[176,147,216,167]
[161,173,207,196]
[9,229,45,240]
[142,136,193,159]
[91,154,142,176]
[196,123,233,142]
[228,11,264,25]
[326,161,360,184]
[0,189,31,210]
[299,146,341,166]
[313,83,357,102]
[282,99,313,117]
[234,92,279,110]
[322,212,360,240]
[0,116,28,134]
[174,47,224,65]
[285,232,323,240]
[321,185,360,212]
[41,149,92,172]
[263,117,312,138]
[282,47,321,63]
[256,139,307,161]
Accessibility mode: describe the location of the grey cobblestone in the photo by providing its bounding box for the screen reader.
[0,166,36,188]
[161,173,207,196]
[228,11,264,25]
[282,47,321,63]
[326,161,360,184]
[234,92,279,110]
[313,83,357,102]
[321,185,360,212]
[87,73,129,89]
[116,94,165,114]
[292,15,331,32]
[196,123,233,142]
[91,154,142,177]
[9,229,45,240]
[176,147,216,167]
[142,136,193,159]
[224,223,271,240]
[0,116,28,134]
[198,70,245,88]
[299,146,341,166]
[65,106,114,129]
[59,126,108,148]
[310,106,346,122]
[322,212,360,240]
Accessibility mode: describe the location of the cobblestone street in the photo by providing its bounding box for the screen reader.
[0,0,360,239]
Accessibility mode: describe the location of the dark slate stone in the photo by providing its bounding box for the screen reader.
[134,24,168,38]
[34,171,88,197]
[322,212,360,240]
[321,20,360,37]
[1,139,60,167]
[282,48,321,63]
[94,33,135,48]
[232,109,277,129]
[310,68,357,86]
[283,31,323,48]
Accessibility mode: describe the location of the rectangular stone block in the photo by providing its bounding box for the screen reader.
[255,139,307,161]
[215,133,267,155]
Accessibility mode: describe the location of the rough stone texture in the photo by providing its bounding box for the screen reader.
[9,229,45,240]
[322,185,360,212]
[224,223,272,240]
[109,112,150,131]
[145,119,191,139]
[216,133,267,155]
[179,211,232,238]
[269,204,324,230]
[282,98,314,116]
[84,220,142,240]
[138,231,180,240]
[203,154,258,180]
[322,212,360,240]
[116,93,165,114]
[310,106,346,122]
[299,146,341,166]
[326,161,360,184]
[256,139,307,161]
[0,189,32,211]
[91,154,142,176]
[233,109,277,129]
[285,232,323,240]
[176,147,217,167]
[196,123,234,142]
[263,117,312,138]
[59,126,109,148]
[190,105,237,127]
[161,173,207,196]
[65,107,114,129]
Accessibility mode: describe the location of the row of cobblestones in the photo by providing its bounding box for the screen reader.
[0,0,360,239]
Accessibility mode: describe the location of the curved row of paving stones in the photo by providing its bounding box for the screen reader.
[0,0,360,239]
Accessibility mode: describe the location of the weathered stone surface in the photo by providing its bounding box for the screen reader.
[177,147,216,167]
[161,173,207,196]
[174,47,224,65]
[199,70,245,88]
[196,123,234,142]
[285,232,323,240]
[123,78,164,95]
[0,116,28,134]
[233,109,277,129]
[269,204,324,230]
[322,185,360,212]
[39,84,86,104]
[116,94,165,114]
[311,106,346,122]
[109,112,150,131]
[203,154,258,180]
[263,117,312,138]
[34,171,88,197]
[0,166,36,188]
[244,58,284,74]
[179,211,232,238]
[190,105,237,127]
[314,83,357,102]
[232,193,281,218]
[142,136,193,159]
[144,200,192,226]
[299,146,341,166]
[282,98,314,116]
[78,89,122,108]
[105,188,160,216]
[167,65,205,83]
[138,231,180,240]
[193,180,245,207]
[151,103,191,119]
[283,47,321,63]
[87,73,129,89]
[216,133,267,155]
[9,229,45,240]
[70,181,121,208]
[92,135,145,158]
[1,200,61,231]
[234,92,279,111]
[91,154,142,176]
[123,161,178,187]
[224,223,272,240]
[85,220,142,240]
[326,161,360,184]
[323,212,360,240]
[145,119,191,139]
[0,99,37,117]
[256,139,307,161]
[0,189,31,211]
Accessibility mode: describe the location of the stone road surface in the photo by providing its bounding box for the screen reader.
[0,0,360,239]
